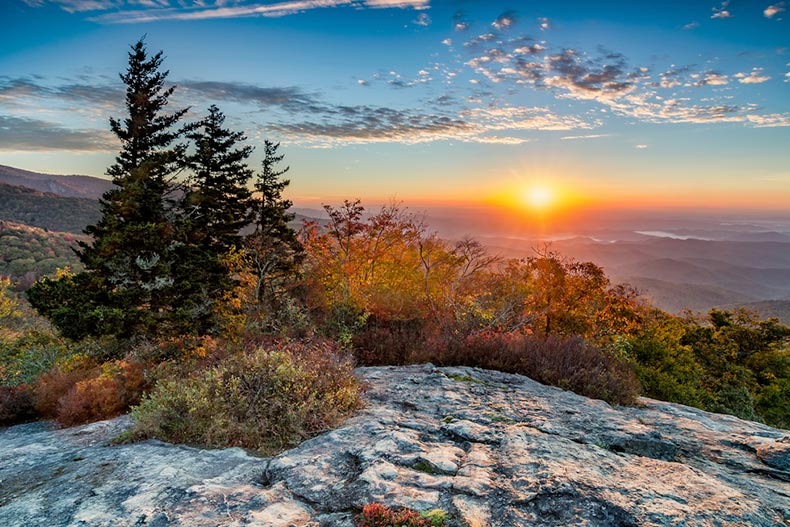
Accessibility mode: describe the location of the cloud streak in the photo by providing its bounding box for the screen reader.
[764,2,786,18]
[0,115,117,152]
[20,0,432,23]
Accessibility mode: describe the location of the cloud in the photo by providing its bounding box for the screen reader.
[22,0,122,13]
[467,106,598,131]
[492,11,517,31]
[711,1,732,19]
[691,71,729,86]
[735,68,771,84]
[764,2,786,18]
[745,113,790,127]
[543,49,638,102]
[268,106,476,145]
[561,134,608,140]
[473,136,531,144]
[178,80,321,112]
[364,0,428,8]
[538,17,550,30]
[412,12,430,26]
[635,144,648,149]
[28,0,433,23]
[0,114,117,152]
[455,22,470,31]
[683,21,699,30]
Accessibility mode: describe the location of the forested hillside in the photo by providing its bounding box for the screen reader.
[0,221,85,289]
[0,183,101,234]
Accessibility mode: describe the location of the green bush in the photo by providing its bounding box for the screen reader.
[131,339,362,454]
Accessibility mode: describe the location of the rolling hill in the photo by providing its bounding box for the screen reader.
[0,183,101,234]
[0,164,113,200]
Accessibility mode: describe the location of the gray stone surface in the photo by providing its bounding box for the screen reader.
[1,364,788,526]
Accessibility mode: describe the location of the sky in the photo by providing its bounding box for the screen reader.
[1,0,789,219]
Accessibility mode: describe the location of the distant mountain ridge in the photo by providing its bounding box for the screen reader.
[0,164,113,200]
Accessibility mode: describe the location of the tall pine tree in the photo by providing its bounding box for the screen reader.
[174,104,254,333]
[246,140,303,304]
[29,39,188,339]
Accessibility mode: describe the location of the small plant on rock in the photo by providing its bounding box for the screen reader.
[357,503,448,527]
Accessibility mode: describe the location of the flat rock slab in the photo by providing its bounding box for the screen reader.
[1,364,789,526]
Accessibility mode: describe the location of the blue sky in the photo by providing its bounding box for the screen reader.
[0,0,788,212]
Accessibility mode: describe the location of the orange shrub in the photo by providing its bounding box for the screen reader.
[55,361,150,427]
[33,362,98,419]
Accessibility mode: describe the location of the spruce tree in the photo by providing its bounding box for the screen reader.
[246,140,303,304]
[183,105,253,254]
[29,39,187,339]
[174,105,254,332]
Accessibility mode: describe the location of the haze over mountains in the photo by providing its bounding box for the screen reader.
[2,164,789,322]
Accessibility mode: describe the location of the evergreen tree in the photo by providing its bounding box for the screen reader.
[174,105,254,333]
[246,140,303,304]
[183,105,253,254]
[29,39,187,339]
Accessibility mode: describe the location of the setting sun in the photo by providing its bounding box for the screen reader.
[524,185,556,211]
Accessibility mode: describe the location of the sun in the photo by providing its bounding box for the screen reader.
[523,185,556,211]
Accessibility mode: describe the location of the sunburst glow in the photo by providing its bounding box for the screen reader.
[523,185,556,211]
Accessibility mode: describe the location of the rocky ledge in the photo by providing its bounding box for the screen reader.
[1,364,788,526]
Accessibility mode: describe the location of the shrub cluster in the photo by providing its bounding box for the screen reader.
[434,330,640,405]
[352,321,640,406]
[34,359,151,426]
[130,339,362,454]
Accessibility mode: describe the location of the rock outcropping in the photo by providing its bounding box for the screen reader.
[1,365,788,526]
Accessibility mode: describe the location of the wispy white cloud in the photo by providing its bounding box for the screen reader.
[0,114,117,152]
[690,71,729,86]
[745,113,790,127]
[711,0,732,19]
[492,11,516,31]
[683,21,699,30]
[467,106,599,131]
[635,144,648,149]
[561,133,608,140]
[735,68,771,84]
[25,0,430,23]
[364,0,428,8]
[538,17,550,30]
[412,12,430,26]
[764,2,786,18]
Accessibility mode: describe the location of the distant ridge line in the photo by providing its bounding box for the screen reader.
[0,164,113,200]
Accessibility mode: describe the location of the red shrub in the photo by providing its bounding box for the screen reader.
[425,330,640,406]
[352,317,426,366]
[55,361,151,427]
[357,503,435,527]
[34,363,98,419]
